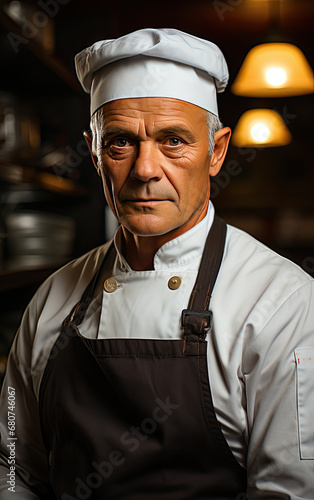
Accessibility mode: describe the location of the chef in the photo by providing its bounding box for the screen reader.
[0,28,313,500]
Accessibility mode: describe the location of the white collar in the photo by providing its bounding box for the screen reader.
[113,201,215,271]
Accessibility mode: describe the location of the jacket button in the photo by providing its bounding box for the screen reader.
[168,276,182,290]
[104,278,118,293]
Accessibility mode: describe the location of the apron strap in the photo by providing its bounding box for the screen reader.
[62,241,115,328]
[182,216,227,338]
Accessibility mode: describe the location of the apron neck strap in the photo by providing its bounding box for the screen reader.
[62,241,115,328]
[181,215,227,338]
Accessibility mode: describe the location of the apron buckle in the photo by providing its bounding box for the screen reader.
[181,309,212,337]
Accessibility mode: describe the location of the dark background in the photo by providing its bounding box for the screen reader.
[0,0,313,376]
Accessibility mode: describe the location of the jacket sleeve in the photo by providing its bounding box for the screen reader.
[0,245,108,498]
[243,279,314,500]
[0,299,52,499]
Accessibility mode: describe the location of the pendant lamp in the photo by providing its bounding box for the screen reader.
[231,109,292,148]
[231,43,314,97]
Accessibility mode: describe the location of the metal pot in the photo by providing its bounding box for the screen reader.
[0,93,40,161]
[5,211,75,268]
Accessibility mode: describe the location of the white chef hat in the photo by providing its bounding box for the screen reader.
[75,28,229,117]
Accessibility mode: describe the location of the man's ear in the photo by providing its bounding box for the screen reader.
[83,130,101,176]
[209,127,231,177]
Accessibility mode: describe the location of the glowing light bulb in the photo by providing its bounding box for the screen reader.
[251,123,270,143]
[266,67,287,86]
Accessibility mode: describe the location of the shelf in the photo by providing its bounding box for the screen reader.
[213,184,314,211]
[0,262,66,292]
[0,9,79,93]
[0,161,87,197]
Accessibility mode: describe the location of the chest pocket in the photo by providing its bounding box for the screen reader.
[295,348,314,459]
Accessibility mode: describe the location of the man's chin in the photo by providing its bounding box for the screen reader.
[120,214,177,238]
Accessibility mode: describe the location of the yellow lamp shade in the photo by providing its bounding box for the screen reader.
[231,109,292,148]
[231,43,314,96]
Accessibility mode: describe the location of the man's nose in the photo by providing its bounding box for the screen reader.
[130,142,163,182]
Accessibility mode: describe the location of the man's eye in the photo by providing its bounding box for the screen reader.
[167,137,182,146]
[111,138,131,148]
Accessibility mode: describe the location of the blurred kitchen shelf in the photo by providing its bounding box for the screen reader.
[0,161,87,197]
[0,8,79,93]
[214,187,314,210]
[0,261,66,292]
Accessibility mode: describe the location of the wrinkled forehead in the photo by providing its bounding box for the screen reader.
[94,97,208,128]
[90,98,211,149]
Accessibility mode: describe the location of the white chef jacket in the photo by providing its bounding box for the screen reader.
[0,202,313,499]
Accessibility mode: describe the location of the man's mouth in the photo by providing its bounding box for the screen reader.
[126,198,168,205]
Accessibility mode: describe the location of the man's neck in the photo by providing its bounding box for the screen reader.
[121,207,209,271]
[121,230,172,271]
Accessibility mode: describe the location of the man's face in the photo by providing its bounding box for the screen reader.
[93,97,222,239]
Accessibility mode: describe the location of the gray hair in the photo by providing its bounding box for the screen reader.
[207,111,223,155]
[90,107,105,154]
[90,107,223,156]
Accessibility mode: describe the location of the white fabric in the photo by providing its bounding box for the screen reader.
[294,348,314,459]
[95,205,214,341]
[0,203,314,499]
[74,28,229,116]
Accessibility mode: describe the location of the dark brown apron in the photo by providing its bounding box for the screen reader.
[39,216,247,500]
